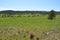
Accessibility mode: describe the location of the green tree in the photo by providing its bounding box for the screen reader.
[48,10,56,20]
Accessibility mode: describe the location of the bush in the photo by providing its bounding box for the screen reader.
[48,10,56,20]
[30,34,34,40]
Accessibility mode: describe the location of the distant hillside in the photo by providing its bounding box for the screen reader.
[0,10,48,14]
[0,10,60,14]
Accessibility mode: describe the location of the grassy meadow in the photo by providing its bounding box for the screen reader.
[0,14,60,40]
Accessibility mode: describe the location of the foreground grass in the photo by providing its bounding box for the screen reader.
[0,15,60,40]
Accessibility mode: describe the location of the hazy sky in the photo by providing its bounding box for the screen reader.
[0,0,60,11]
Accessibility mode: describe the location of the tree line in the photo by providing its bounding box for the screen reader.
[0,10,59,20]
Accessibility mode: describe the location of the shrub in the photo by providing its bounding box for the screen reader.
[30,34,34,40]
[48,10,56,20]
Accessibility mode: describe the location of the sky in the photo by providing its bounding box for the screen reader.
[0,0,60,11]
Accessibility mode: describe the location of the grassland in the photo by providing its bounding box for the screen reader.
[0,14,60,40]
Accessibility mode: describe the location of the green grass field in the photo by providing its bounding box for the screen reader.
[0,14,60,40]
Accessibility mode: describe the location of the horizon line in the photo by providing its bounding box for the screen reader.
[0,9,60,12]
